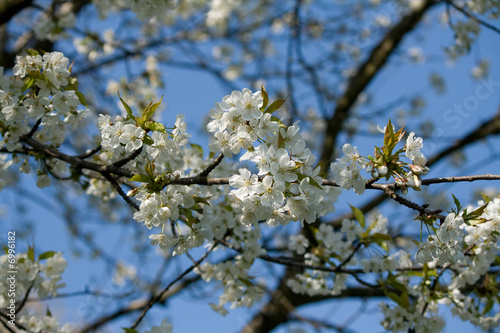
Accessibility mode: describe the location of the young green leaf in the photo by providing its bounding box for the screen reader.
[261,85,269,110]
[26,49,40,57]
[75,91,88,107]
[141,96,163,122]
[451,193,462,212]
[349,204,366,228]
[129,174,151,183]
[118,93,135,121]
[38,251,56,260]
[122,329,139,333]
[264,98,287,114]
[28,245,35,262]
[144,121,166,133]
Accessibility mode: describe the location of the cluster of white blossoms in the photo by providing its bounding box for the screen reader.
[286,214,391,297]
[416,213,465,265]
[1,47,498,332]
[416,198,500,269]
[380,198,500,332]
[145,319,173,333]
[330,128,430,195]
[0,251,67,307]
[0,52,88,187]
[330,144,368,194]
[208,88,339,227]
[18,314,73,333]
[380,301,445,333]
[287,252,348,297]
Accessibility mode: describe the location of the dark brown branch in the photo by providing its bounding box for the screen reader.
[0,0,33,25]
[445,0,500,34]
[129,243,216,329]
[102,172,139,211]
[197,152,224,177]
[318,0,437,173]
[328,110,500,228]
[19,135,136,179]
[0,316,17,333]
[76,145,102,159]
[81,274,202,333]
[379,186,446,221]
[426,110,500,166]
[15,282,33,312]
[112,146,143,168]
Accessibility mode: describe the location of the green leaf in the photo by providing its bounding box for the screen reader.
[46,306,52,317]
[238,277,254,287]
[195,196,212,206]
[378,241,389,252]
[349,205,366,228]
[182,209,197,227]
[28,245,35,262]
[383,119,394,149]
[463,202,488,222]
[145,160,155,178]
[118,93,134,121]
[143,134,154,146]
[38,251,56,260]
[189,143,204,155]
[260,85,269,110]
[400,290,410,309]
[75,91,88,107]
[144,121,166,133]
[129,174,150,183]
[308,177,323,190]
[21,77,37,92]
[482,298,494,315]
[371,233,392,241]
[3,245,7,255]
[122,329,139,333]
[388,273,407,293]
[264,98,287,114]
[277,131,285,149]
[451,194,461,212]
[141,96,163,122]
[480,193,491,203]
[26,49,40,57]
[271,116,285,126]
[386,291,403,307]
[66,77,79,91]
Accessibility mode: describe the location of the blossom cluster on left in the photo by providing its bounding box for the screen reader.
[0,51,89,188]
[0,250,72,332]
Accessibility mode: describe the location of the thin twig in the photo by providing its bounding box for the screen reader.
[129,243,217,329]
[445,0,500,34]
[102,172,139,210]
[379,186,446,221]
[16,283,33,312]
[197,152,224,177]
[112,146,143,168]
[76,145,102,159]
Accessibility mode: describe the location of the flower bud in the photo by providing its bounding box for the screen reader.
[410,164,429,175]
[378,165,388,176]
[127,188,139,197]
[413,174,422,188]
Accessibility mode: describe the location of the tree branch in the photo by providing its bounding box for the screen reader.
[445,0,500,34]
[129,243,216,329]
[318,0,437,173]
